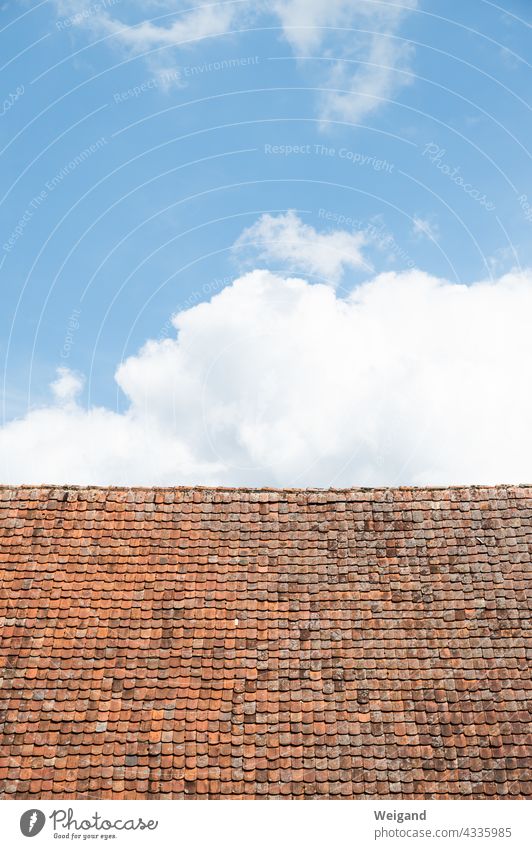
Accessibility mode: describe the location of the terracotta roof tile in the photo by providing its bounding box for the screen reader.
[0,484,530,799]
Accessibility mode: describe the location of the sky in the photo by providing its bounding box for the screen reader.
[0,0,531,487]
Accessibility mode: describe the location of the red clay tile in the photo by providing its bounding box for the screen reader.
[0,484,530,800]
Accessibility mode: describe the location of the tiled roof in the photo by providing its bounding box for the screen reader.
[0,484,530,800]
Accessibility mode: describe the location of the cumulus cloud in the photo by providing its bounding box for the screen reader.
[53,0,418,123]
[51,367,85,404]
[233,211,371,283]
[2,266,532,488]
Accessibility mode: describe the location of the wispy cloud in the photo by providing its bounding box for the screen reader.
[233,211,371,284]
[319,34,415,125]
[93,4,240,50]
[274,0,418,124]
[54,1,248,47]
[412,215,439,241]
[53,0,418,124]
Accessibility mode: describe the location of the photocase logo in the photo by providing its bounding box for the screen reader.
[20,810,46,837]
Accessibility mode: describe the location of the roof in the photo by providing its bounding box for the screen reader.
[0,484,530,800]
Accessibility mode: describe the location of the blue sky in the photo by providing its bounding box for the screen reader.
[0,1,531,487]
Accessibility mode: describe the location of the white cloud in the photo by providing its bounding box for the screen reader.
[488,245,519,276]
[272,0,415,50]
[53,0,246,75]
[272,0,363,52]
[270,0,418,125]
[53,1,418,124]
[319,34,415,125]
[2,266,532,488]
[412,215,439,241]
[51,367,85,405]
[90,4,239,51]
[233,211,371,283]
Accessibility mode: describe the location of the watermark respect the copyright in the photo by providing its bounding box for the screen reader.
[264,143,394,172]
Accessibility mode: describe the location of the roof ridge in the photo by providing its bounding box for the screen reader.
[0,482,531,493]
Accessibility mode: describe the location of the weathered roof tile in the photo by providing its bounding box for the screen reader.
[0,484,530,799]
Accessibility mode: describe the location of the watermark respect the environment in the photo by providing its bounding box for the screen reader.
[113,57,260,103]
[182,55,259,77]
[2,137,108,254]
[113,69,181,103]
